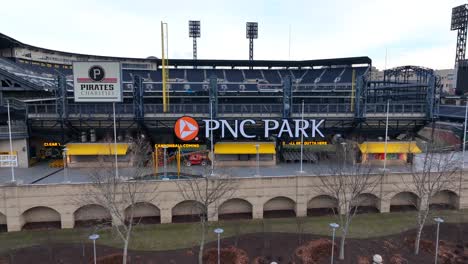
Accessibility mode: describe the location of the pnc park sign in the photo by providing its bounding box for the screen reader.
[174,116,325,141]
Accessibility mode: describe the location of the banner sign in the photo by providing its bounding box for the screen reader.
[174,116,325,141]
[72,62,122,102]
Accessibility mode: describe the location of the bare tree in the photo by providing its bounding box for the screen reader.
[404,138,459,255]
[315,143,380,260]
[80,135,157,264]
[176,168,237,264]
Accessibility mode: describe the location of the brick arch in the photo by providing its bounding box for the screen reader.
[124,202,160,225]
[390,191,419,212]
[218,198,253,220]
[171,200,205,223]
[352,193,380,214]
[430,190,459,210]
[263,196,296,218]
[307,195,338,216]
[73,204,112,228]
[20,206,61,230]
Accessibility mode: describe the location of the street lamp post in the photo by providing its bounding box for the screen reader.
[329,223,339,264]
[62,148,69,183]
[214,228,224,264]
[460,101,468,202]
[340,142,347,167]
[7,100,15,183]
[255,144,260,176]
[112,102,119,179]
[299,100,305,173]
[210,99,215,176]
[163,146,168,178]
[434,217,444,264]
[88,234,100,264]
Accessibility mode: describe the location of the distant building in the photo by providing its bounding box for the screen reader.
[435,69,455,95]
[371,67,455,95]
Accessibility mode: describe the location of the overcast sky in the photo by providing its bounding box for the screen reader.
[1,0,466,70]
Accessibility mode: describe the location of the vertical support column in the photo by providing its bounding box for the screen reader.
[3,187,22,232]
[61,211,75,229]
[282,75,292,119]
[252,201,263,219]
[207,204,218,222]
[378,199,390,213]
[160,207,172,224]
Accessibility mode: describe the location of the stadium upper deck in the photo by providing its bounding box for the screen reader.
[0,32,438,140]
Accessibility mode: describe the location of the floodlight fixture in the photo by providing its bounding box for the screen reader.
[451,5,468,31]
[189,20,201,60]
[451,4,468,65]
[246,22,258,39]
[189,20,201,38]
[246,22,258,61]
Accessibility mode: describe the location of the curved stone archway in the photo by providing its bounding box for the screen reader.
[21,206,61,230]
[390,192,419,212]
[172,200,205,223]
[430,190,459,210]
[307,195,338,216]
[73,204,112,228]
[263,196,296,219]
[0,212,5,232]
[218,198,253,220]
[125,202,161,225]
[352,193,380,214]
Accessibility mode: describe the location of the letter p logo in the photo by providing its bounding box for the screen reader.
[88,65,105,82]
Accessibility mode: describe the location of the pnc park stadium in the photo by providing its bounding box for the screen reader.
[0,4,468,262]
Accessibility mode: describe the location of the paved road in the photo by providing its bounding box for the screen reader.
[0,152,465,185]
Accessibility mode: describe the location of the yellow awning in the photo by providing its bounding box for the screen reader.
[358,141,421,154]
[66,143,129,156]
[215,142,276,155]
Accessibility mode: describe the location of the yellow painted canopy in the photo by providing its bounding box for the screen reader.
[214,142,276,155]
[66,143,129,156]
[358,141,421,154]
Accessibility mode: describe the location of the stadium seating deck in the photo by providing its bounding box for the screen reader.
[1,56,368,93]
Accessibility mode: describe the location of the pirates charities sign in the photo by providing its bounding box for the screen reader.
[174,116,325,141]
[72,62,122,102]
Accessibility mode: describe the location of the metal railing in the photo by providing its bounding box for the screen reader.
[26,103,428,117]
[292,104,352,113]
[366,104,425,114]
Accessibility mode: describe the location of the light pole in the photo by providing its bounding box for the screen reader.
[112,102,119,179]
[62,148,70,183]
[299,100,305,174]
[340,142,347,167]
[460,100,468,202]
[255,144,260,176]
[214,228,224,264]
[210,98,215,176]
[88,233,100,264]
[7,100,15,183]
[163,146,168,178]
[329,223,339,264]
[434,217,444,264]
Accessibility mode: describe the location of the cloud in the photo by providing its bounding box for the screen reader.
[0,0,466,69]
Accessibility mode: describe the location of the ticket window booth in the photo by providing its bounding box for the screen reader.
[358,141,421,165]
[65,143,131,168]
[214,142,276,167]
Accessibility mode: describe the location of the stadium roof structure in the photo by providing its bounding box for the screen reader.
[0,32,371,68]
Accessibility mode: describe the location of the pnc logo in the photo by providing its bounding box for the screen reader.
[174,116,199,141]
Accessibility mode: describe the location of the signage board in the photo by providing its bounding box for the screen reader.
[72,62,122,102]
[174,116,325,141]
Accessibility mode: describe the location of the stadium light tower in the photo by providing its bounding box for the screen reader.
[451,4,468,66]
[189,20,201,60]
[246,22,258,61]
